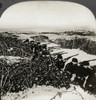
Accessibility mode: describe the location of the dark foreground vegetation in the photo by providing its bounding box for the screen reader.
[1,55,96,96]
[0,57,70,95]
[0,32,96,96]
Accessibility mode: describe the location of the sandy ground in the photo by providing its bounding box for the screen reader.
[2,85,96,100]
[47,43,96,66]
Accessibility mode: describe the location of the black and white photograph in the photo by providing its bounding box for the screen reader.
[0,0,96,100]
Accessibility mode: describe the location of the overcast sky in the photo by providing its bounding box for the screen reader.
[0,1,96,32]
[0,0,96,18]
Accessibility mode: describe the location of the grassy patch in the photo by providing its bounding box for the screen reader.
[55,37,96,55]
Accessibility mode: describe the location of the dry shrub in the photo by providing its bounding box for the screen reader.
[0,57,71,95]
[55,37,96,55]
